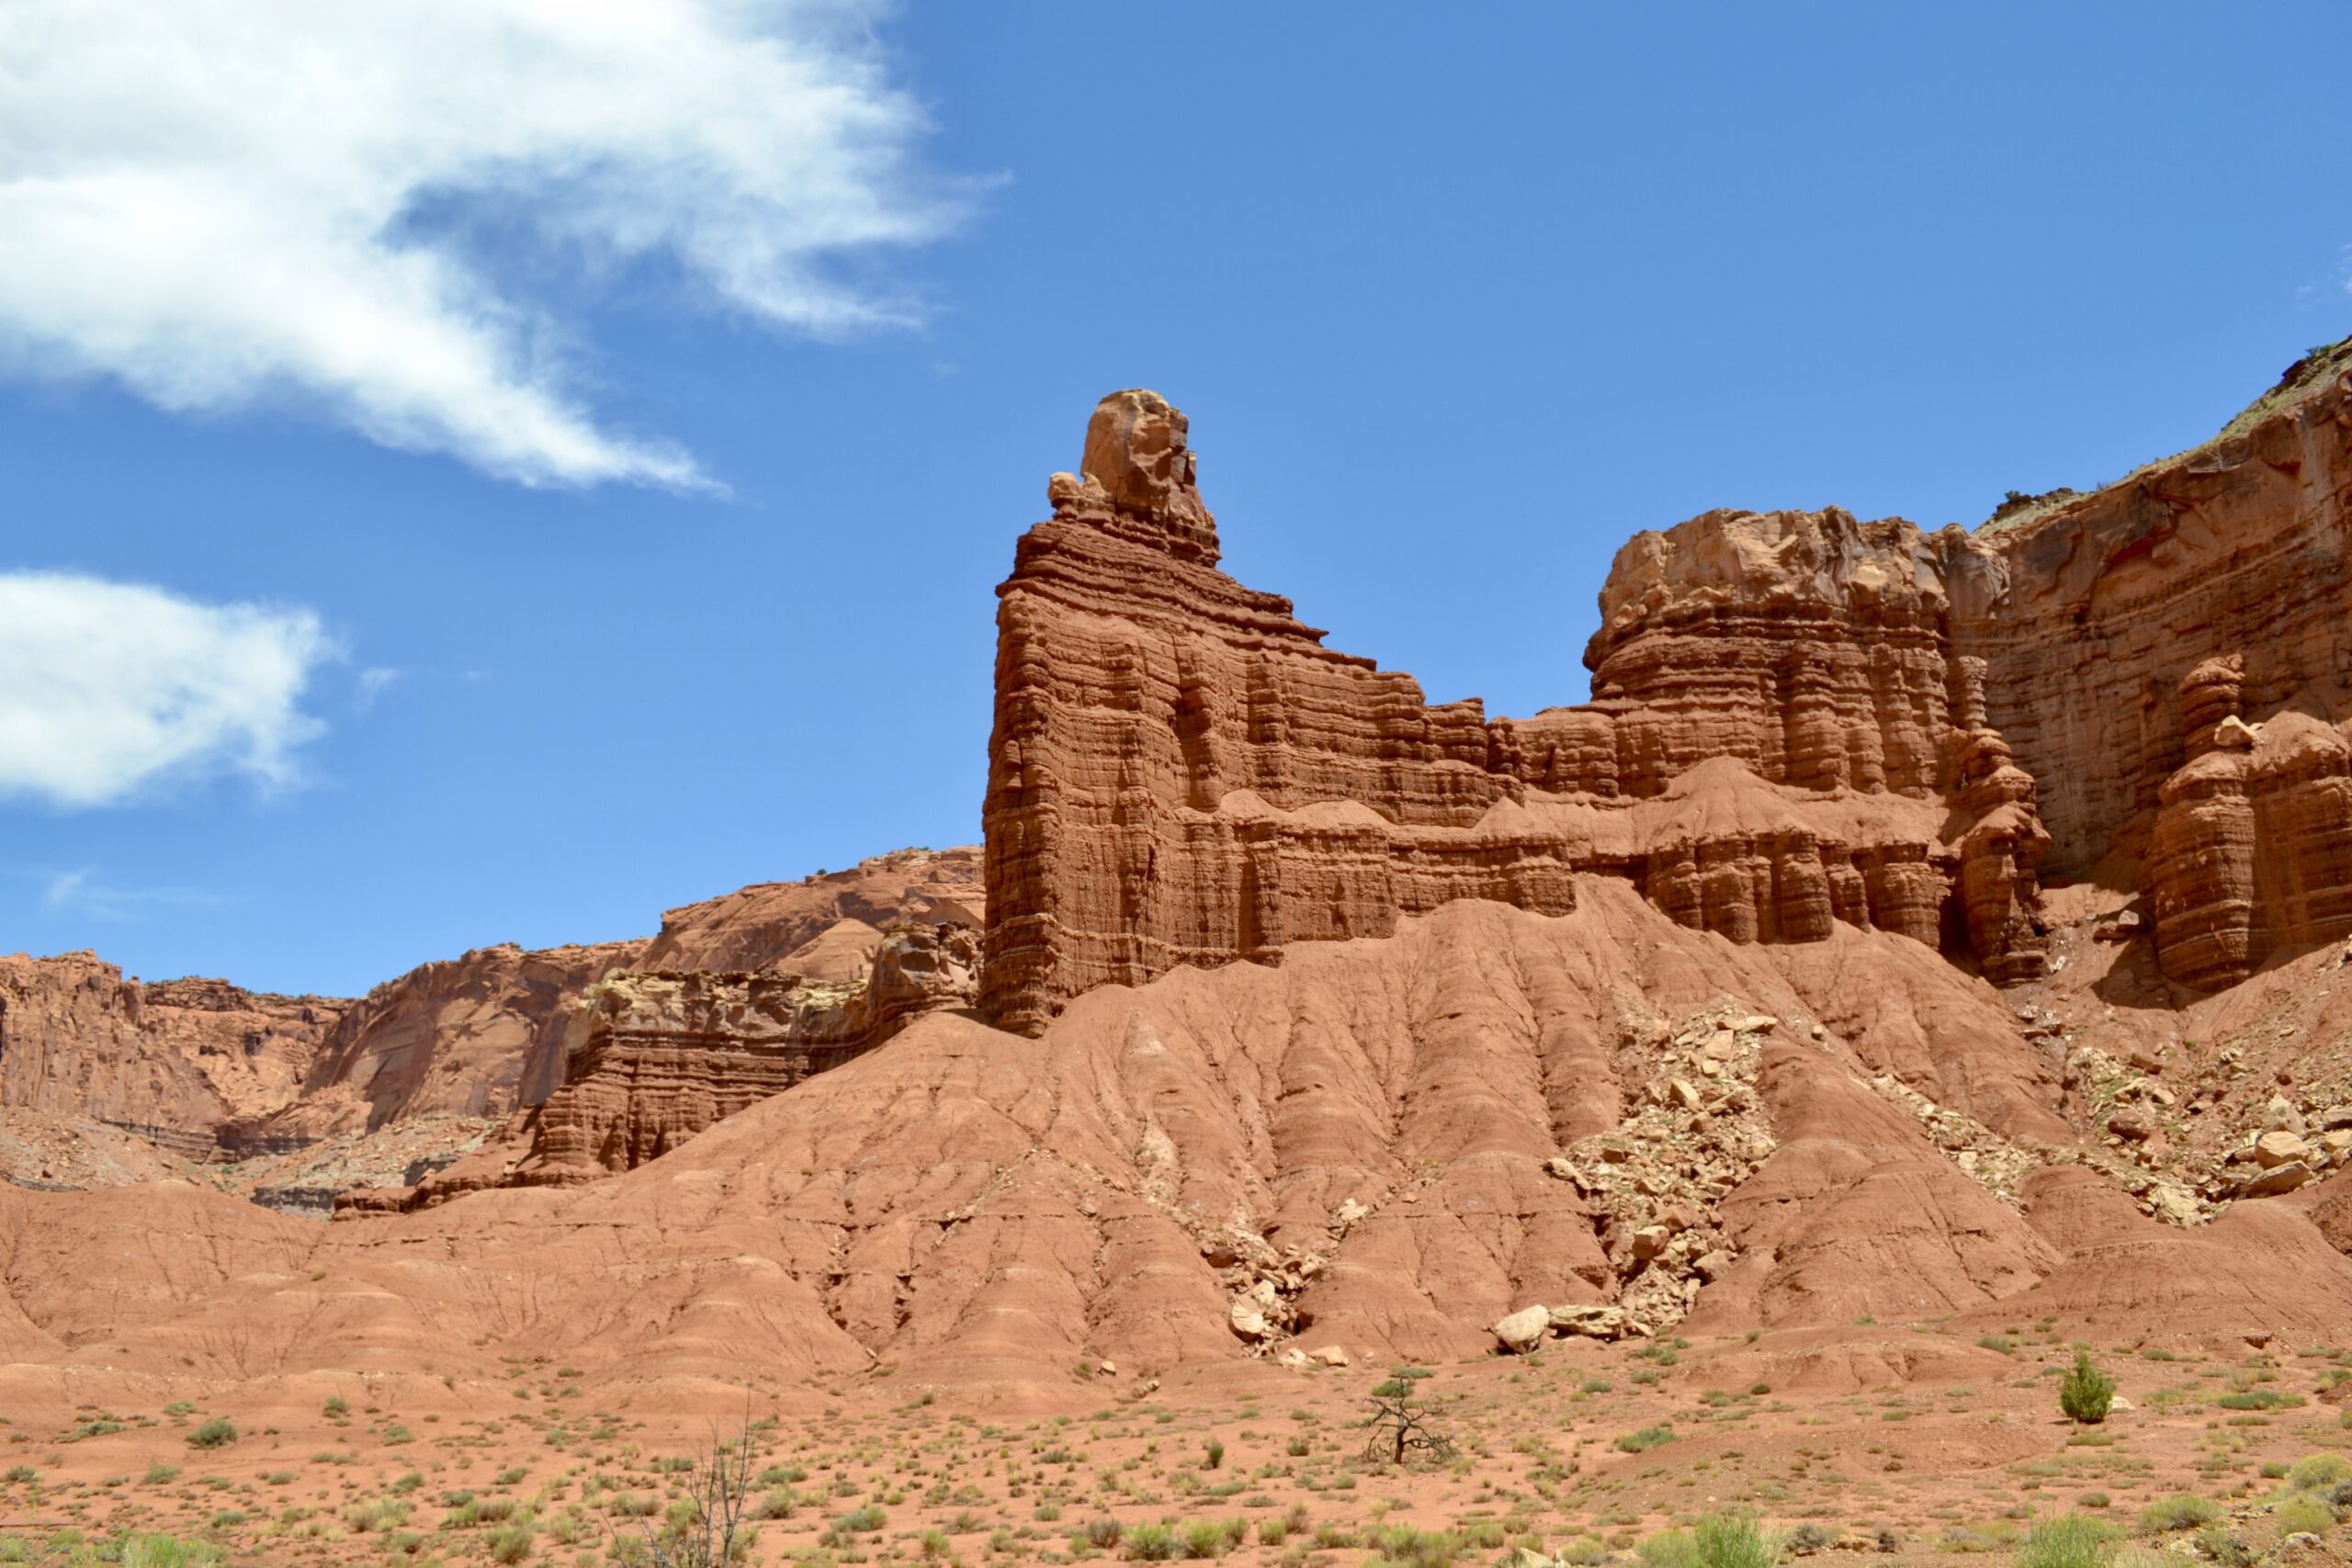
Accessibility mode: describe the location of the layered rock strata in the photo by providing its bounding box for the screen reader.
[1960,345,2352,896]
[981,391,2053,1032]
[394,923,980,1201]
[240,847,987,1145]
[2145,656,2352,987]
[0,953,344,1154]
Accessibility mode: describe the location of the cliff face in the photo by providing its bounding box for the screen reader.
[277,845,988,1140]
[0,953,344,1154]
[502,922,981,1189]
[984,351,2352,1030]
[1968,351,2352,987]
[364,920,984,1210]
[980,394,2053,1033]
[1,849,985,1186]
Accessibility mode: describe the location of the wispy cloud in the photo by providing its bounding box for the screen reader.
[0,1,964,488]
[354,666,404,715]
[37,867,236,923]
[0,570,337,807]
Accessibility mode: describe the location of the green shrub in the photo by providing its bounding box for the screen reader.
[2017,1515,2111,1568]
[2287,1453,2351,1491]
[1259,1510,1309,1548]
[1690,1512,1778,1568]
[2060,1352,2115,1426]
[119,1536,223,1568]
[1081,1520,1124,1549]
[2137,1495,2220,1532]
[2275,1497,2334,1536]
[836,1505,888,1534]
[1636,1529,1698,1568]
[1782,1524,1835,1555]
[1181,1520,1227,1560]
[1363,1525,1459,1568]
[343,1497,413,1533]
[0,1469,33,1485]
[1123,1522,1178,1561]
[487,1520,534,1563]
[1202,1438,1223,1470]
[1615,1426,1678,1453]
[185,1417,237,1450]
[2217,1390,2302,1410]
[2195,1524,2250,1568]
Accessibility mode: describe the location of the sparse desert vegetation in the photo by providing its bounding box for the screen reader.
[0,1337,2349,1566]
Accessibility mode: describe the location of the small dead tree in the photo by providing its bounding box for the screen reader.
[1356,1367,1455,1466]
[624,1413,760,1568]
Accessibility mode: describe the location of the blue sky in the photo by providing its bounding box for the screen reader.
[4,2,2347,997]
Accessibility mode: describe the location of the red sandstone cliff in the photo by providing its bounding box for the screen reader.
[980,392,2053,1034]
[382,920,984,1206]
[3,849,984,1182]
[983,349,2352,1032]
[1964,344,2352,988]
[0,953,343,1156]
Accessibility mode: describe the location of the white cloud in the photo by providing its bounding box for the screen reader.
[0,1,957,487]
[0,571,337,807]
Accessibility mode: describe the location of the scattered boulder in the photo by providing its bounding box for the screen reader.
[2256,1130,2312,1168]
[2237,1161,2314,1197]
[1547,1303,1638,1340]
[1493,1303,1551,1353]
[2094,909,2144,942]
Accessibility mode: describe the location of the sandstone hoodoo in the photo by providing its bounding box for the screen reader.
[984,354,2352,1033]
[981,391,2058,1034]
